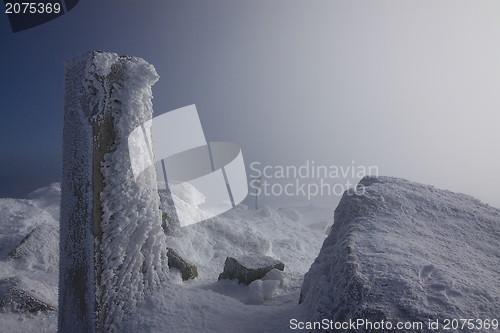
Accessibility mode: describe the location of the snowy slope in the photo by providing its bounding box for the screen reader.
[300,176,500,332]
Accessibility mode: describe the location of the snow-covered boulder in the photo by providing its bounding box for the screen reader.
[300,176,500,332]
[218,254,284,285]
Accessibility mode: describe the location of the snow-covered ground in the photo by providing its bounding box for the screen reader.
[0,183,330,333]
[2,177,498,333]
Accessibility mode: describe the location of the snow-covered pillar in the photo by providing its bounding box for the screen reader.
[59,51,169,333]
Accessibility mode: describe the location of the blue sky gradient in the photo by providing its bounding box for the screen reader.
[1,0,499,208]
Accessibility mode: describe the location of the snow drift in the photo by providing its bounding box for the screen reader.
[300,176,500,332]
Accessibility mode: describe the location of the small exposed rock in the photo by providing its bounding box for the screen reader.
[166,247,198,281]
[218,254,284,285]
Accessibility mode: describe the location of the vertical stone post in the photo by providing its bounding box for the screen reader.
[59,51,168,333]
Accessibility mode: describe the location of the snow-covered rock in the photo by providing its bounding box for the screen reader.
[300,176,500,332]
[306,221,329,233]
[0,277,56,314]
[169,181,206,207]
[0,277,21,302]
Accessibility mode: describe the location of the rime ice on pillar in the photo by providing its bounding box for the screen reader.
[59,51,169,333]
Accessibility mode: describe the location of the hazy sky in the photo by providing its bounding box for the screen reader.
[1,0,499,208]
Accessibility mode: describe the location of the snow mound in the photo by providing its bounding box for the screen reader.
[170,181,206,206]
[300,176,500,332]
[6,224,59,271]
[248,279,280,303]
[260,205,274,218]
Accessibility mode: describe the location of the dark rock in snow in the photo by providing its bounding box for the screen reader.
[218,254,284,285]
[167,247,198,281]
[300,176,500,332]
[0,286,56,313]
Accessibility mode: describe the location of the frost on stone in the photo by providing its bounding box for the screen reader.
[60,51,168,333]
[96,53,168,331]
